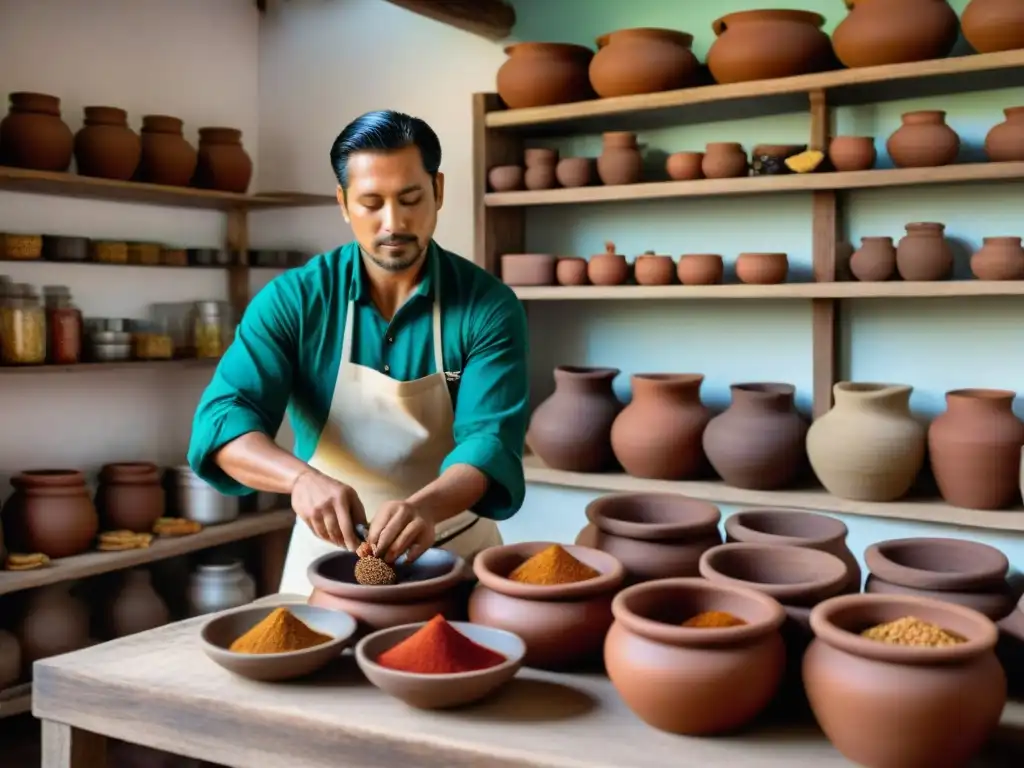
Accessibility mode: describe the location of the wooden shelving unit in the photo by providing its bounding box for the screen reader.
[0,358,220,375]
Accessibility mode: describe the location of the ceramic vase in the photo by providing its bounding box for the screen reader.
[850,237,896,282]
[962,0,1024,54]
[73,106,141,180]
[707,10,832,84]
[107,569,171,638]
[887,111,960,168]
[0,92,73,171]
[138,115,198,186]
[971,237,1024,280]
[496,43,594,109]
[3,470,99,559]
[17,583,90,667]
[828,136,877,171]
[985,107,1024,163]
[832,0,959,68]
[896,222,953,281]
[193,127,252,193]
[589,28,699,98]
[597,132,642,185]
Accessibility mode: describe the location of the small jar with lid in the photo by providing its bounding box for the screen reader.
[191,300,232,359]
[1,284,47,364]
[43,285,82,364]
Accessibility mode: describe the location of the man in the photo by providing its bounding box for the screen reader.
[186,109,529,596]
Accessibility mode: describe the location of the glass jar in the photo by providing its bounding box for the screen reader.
[190,300,232,359]
[44,286,82,364]
[1,284,47,364]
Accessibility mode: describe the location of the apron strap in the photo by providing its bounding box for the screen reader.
[341,299,356,363]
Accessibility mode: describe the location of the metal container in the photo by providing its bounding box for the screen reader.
[173,465,239,524]
[91,342,132,361]
[187,559,256,617]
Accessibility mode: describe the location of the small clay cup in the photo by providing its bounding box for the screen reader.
[633,253,675,285]
[500,253,556,286]
[556,256,589,285]
[828,136,877,172]
[736,252,788,284]
[666,151,704,180]
[677,254,724,285]
[487,165,524,192]
[555,157,593,187]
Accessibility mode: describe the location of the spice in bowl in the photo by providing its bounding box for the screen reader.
[376,615,506,674]
[507,544,600,586]
[682,610,747,628]
[353,540,398,586]
[229,607,333,654]
[860,616,966,647]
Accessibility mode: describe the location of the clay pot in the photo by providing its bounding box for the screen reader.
[605,577,786,735]
[929,389,1024,510]
[107,569,171,638]
[633,252,675,285]
[0,630,21,689]
[73,106,141,181]
[137,115,197,187]
[971,237,1024,280]
[736,252,788,284]
[500,253,555,286]
[523,148,557,190]
[587,242,629,285]
[832,0,959,68]
[555,157,592,187]
[828,136,877,172]
[896,222,953,281]
[887,111,960,168]
[701,142,747,178]
[665,152,703,180]
[677,253,723,285]
[469,542,625,669]
[804,594,1006,768]
[850,236,896,282]
[17,583,90,667]
[985,107,1024,162]
[703,383,809,490]
[999,597,1024,696]
[526,366,622,472]
[193,127,253,193]
[0,92,74,171]
[3,470,99,559]
[556,257,588,285]
[496,43,595,110]
[580,493,722,583]
[96,462,166,533]
[806,382,926,502]
[597,132,642,185]
[611,374,710,480]
[589,28,699,98]
[487,165,524,192]
[707,10,832,84]
[962,0,1024,54]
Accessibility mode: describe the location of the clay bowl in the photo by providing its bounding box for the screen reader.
[677,253,724,285]
[500,253,556,286]
[487,164,523,192]
[200,604,357,682]
[605,577,786,735]
[736,252,788,284]
[355,620,525,709]
[805,594,1006,768]
[468,541,625,669]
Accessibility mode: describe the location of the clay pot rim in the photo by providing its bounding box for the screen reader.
[590,252,626,261]
[698,543,848,605]
[809,593,999,665]
[713,9,825,36]
[860,236,894,243]
[980,236,1023,244]
[831,135,875,143]
[472,541,625,601]
[524,147,558,165]
[11,469,86,487]
[503,42,594,59]
[595,27,694,49]
[557,256,586,263]
[8,92,61,115]
[585,492,721,540]
[901,109,947,121]
[725,508,849,548]
[1003,106,1024,116]
[635,253,674,263]
[501,253,555,262]
[865,537,1009,592]
[729,381,796,398]
[198,127,243,141]
[612,577,786,647]
[83,105,129,122]
[554,365,620,380]
[833,381,912,397]
[557,156,592,165]
[679,253,723,261]
[737,252,787,260]
[945,387,1016,405]
[307,549,467,603]
[905,221,945,230]
[631,372,704,384]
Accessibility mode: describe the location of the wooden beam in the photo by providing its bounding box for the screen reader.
[383,0,515,40]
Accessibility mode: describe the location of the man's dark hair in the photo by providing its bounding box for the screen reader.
[329,109,442,193]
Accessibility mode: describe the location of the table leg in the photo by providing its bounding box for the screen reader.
[41,720,107,768]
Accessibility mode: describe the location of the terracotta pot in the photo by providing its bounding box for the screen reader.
[587,242,629,285]
[496,43,595,110]
[0,630,21,689]
[804,594,1006,768]
[850,236,896,281]
[3,470,99,559]
[633,252,674,285]
[707,10,832,84]
[701,142,747,178]
[887,110,960,168]
[523,148,557,190]
[999,595,1024,695]
[985,106,1024,162]
[962,0,1024,54]
[703,383,809,490]
[555,257,588,285]
[832,0,959,68]
[677,253,724,285]
[487,165,523,192]
[597,131,642,185]
[96,462,166,533]
[929,389,1024,510]
[17,583,90,667]
[896,222,953,281]
[828,136,877,172]
[807,382,926,501]
[73,106,141,181]
[526,366,622,472]
[500,253,555,286]
[581,493,722,583]
[193,127,252,193]
[665,151,703,180]
[611,373,710,480]
[0,92,74,171]
[310,588,461,633]
[137,115,197,187]
[736,252,788,284]
[107,569,171,638]
[469,542,625,669]
[589,28,699,98]
[971,236,1024,280]
[605,577,786,735]
[555,157,592,187]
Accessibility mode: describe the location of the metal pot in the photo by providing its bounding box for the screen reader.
[173,465,238,525]
[187,560,256,617]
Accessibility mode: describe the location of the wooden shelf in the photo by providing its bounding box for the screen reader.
[382,0,515,40]
[0,358,220,375]
[524,456,1024,533]
[0,683,30,719]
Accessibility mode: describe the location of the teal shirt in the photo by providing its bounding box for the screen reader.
[186,241,529,521]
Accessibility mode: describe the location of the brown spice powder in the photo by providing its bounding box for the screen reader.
[682,610,747,628]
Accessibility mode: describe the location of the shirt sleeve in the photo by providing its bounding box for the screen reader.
[440,285,529,521]
[186,275,300,495]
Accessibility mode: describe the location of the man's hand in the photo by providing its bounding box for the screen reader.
[291,469,367,551]
[367,501,436,564]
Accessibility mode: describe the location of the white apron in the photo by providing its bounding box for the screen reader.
[277,263,502,596]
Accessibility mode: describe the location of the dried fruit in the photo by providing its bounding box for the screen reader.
[785,149,825,173]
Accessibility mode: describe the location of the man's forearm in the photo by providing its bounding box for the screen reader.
[407,464,489,525]
[214,432,312,494]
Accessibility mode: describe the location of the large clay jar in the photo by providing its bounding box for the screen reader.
[887,111,960,168]
[804,594,1006,768]
[589,28,699,98]
[0,92,74,171]
[496,43,595,110]
[962,0,1024,54]
[3,470,99,559]
[702,142,747,178]
[850,236,896,282]
[138,115,198,186]
[596,132,642,185]
[107,569,171,638]
[611,374,711,480]
[16,583,91,667]
[896,222,953,281]
[971,237,1024,280]
[985,106,1024,162]
[526,366,622,472]
[73,106,141,180]
[703,383,809,490]
[832,0,959,68]
[806,382,926,502]
[0,630,21,689]
[193,127,253,193]
[96,462,166,533]
[707,10,832,85]
[605,578,786,735]
[929,389,1024,510]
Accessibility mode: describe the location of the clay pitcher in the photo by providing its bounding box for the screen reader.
[707,10,832,84]
[985,107,1024,163]
[896,222,953,281]
[971,237,1024,280]
[887,110,960,168]
[496,43,595,109]
[74,106,142,180]
[107,569,171,638]
[526,366,622,472]
[929,389,1024,510]
[193,127,253,193]
[832,0,959,68]
[138,115,198,186]
[589,28,699,98]
[962,0,1024,54]
[0,92,74,171]
[16,583,90,668]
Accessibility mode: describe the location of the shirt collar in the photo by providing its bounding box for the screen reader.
[349,240,437,305]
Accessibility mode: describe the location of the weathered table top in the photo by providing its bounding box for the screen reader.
[31,598,1024,768]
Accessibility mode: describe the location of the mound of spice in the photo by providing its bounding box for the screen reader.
[354,540,397,586]
[376,614,506,674]
[229,607,333,654]
[860,615,967,647]
[507,544,600,585]
[682,610,747,628]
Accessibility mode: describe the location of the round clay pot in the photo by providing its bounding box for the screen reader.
[597,131,642,185]
[496,43,595,110]
[587,242,629,285]
[500,253,555,286]
[929,389,1024,510]
[96,461,166,533]
[887,110,960,168]
[828,136,877,172]
[589,28,699,98]
[707,10,832,85]
[556,256,588,285]
[555,157,593,187]
[736,252,788,284]
[0,630,21,689]
[702,142,747,178]
[985,106,1024,163]
[526,366,622,472]
[677,253,723,285]
[703,383,809,490]
[107,569,171,638]
[971,237,1024,280]
[804,594,1006,768]
[832,0,959,68]
[896,222,953,281]
[962,0,1024,54]
[605,577,786,735]
[806,382,926,502]
[0,92,74,171]
[581,493,722,584]
[523,148,557,190]
[17,583,91,667]
[611,374,710,480]
[633,252,675,285]
[469,541,625,669]
[193,127,253,193]
[3,470,99,559]
[850,236,896,282]
[73,106,141,181]
[138,115,197,187]
[665,151,703,180]
[487,165,524,192]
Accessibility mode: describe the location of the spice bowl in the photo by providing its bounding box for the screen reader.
[200,604,357,682]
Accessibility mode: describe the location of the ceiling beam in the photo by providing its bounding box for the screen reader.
[382,0,515,41]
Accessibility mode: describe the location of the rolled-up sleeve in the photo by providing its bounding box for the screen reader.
[440,287,529,521]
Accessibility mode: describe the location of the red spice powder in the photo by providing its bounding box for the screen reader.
[375,615,507,674]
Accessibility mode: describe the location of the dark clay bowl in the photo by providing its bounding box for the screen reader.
[865,537,1009,592]
[586,492,721,541]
